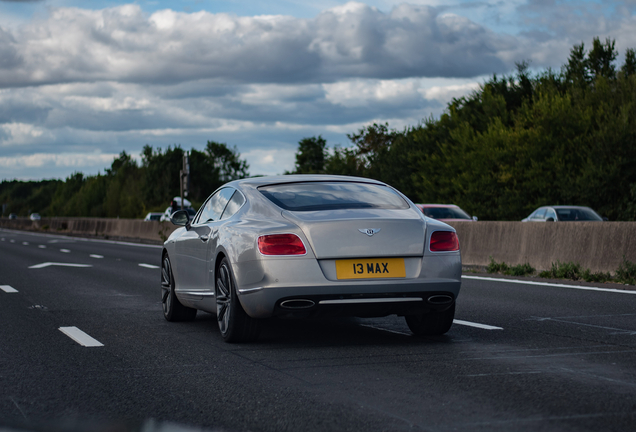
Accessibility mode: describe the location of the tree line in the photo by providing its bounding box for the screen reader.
[291,37,636,221]
[2,37,635,221]
[0,141,248,219]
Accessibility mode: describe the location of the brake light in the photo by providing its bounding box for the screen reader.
[430,231,459,252]
[258,234,307,255]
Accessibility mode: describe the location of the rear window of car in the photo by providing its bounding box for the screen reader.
[259,182,409,211]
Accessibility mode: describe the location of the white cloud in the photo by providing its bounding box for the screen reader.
[0,152,118,169]
[242,147,296,176]
[0,1,635,181]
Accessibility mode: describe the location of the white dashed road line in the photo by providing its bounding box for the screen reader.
[38,245,46,249]
[22,242,29,245]
[139,263,160,269]
[90,254,104,259]
[1,285,18,293]
[60,249,71,253]
[462,275,636,295]
[453,319,503,330]
[58,327,104,347]
[29,262,92,269]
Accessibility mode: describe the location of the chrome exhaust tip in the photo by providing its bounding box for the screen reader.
[427,295,453,305]
[280,299,316,309]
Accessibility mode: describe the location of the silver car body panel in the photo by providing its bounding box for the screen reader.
[163,175,461,319]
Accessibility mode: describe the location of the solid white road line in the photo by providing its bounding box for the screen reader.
[453,319,504,330]
[1,285,18,293]
[139,263,160,269]
[58,326,104,347]
[28,262,93,269]
[462,275,636,295]
[90,254,104,258]
[60,249,71,253]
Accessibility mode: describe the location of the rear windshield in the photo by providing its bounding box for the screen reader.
[422,207,471,220]
[555,208,602,221]
[259,182,409,211]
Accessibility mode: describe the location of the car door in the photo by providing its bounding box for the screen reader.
[174,188,235,292]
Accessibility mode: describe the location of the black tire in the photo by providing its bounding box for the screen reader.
[215,257,261,343]
[161,254,197,322]
[405,303,455,336]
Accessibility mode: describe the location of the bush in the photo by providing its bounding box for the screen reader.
[487,257,535,276]
[616,257,636,285]
[539,261,583,280]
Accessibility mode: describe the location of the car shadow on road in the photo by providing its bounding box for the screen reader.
[187,312,454,346]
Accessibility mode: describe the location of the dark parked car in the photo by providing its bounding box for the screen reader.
[522,206,606,222]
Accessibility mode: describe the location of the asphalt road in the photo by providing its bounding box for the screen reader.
[1,228,635,432]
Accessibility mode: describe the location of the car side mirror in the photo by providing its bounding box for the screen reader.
[472,216,478,221]
[170,210,190,228]
[546,217,555,222]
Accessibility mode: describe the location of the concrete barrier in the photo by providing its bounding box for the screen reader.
[447,221,636,273]
[0,217,178,245]
[1,218,635,273]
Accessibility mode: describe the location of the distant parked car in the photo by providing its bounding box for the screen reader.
[29,213,41,221]
[160,206,196,222]
[160,196,196,222]
[144,212,163,222]
[8,213,17,220]
[522,206,606,222]
[416,204,477,222]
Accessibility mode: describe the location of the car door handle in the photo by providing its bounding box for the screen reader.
[199,235,209,242]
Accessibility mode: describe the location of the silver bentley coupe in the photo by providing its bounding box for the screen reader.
[161,175,462,342]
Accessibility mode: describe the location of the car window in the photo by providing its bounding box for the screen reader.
[259,182,409,211]
[196,188,235,224]
[530,208,546,220]
[423,207,471,220]
[545,208,557,220]
[555,208,602,221]
[221,190,245,220]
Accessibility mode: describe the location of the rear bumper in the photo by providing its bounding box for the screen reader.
[237,279,460,318]
[233,252,461,319]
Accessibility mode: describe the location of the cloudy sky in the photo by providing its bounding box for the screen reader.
[1,0,635,180]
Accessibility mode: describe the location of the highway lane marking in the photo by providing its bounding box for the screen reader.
[139,263,160,269]
[60,249,71,253]
[1,228,162,248]
[22,242,29,245]
[462,275,636,294]
[529,317,636,335]
[1,285,18,293]
[58,326,104,347]
[90,254,104,258]
[10,239,15,243]
[38,245,46,249]
[28,262,93,269]
[453,319,503,330]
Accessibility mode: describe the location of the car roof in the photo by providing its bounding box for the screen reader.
[416,204,460,208]
[542,205,594,210]
[228,174,386,188]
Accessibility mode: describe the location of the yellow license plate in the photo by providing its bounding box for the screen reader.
[335,258,406,280]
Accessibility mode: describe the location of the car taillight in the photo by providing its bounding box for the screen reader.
[258,234,307,255]
[429,231,459,252]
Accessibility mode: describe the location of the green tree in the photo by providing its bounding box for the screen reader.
[293,136,327,174]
